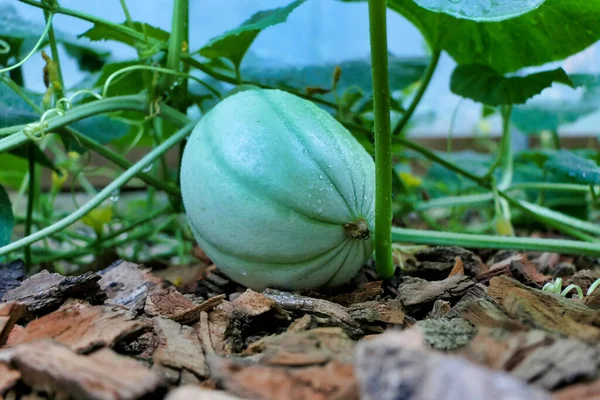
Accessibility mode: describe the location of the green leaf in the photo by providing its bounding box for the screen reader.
[243,55,429,104]
[545,150,600,185]
[0,4,109,72]
[511,73,600,133]
[451,65,573,106]
[198,0,306,68]
[413,0,544,21]
[341,0,600,73]
[0,153,27,189]
[79,21,169,48]
[0,184,13,248]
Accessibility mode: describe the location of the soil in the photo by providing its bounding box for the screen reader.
[1,246,600,400]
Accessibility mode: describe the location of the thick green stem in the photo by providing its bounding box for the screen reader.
[43,10,65,101]
[392,49,441,136]
[391,227,600,257]
[24,143,36,268]
[163,0,187,90]
[0,95,148,154]
[368,0,393,279]
[0,120,197,257]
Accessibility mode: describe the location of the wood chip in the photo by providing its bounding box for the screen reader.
[1,340,165,400]
[2,270,104,320]
[263,289,361,333]
[348,299,407,326]
[326,281,385,307]
[287,314,314,332]
[426,300,452,319]
[583,286,600,310]
[98,260,161,312]
[0,261,24,300]
[165,386,244,400]
[488,276,600,340]
[553,379,600,400]
[448,256,465,277]
[0,363,20,394]
[568,270,600,294]
[232,289,285,317]
[409,246,483,279]
[355,329,550,400]
[210,357,358,400]
[0,302,25,346]
[417,318,476,351]
[397,275,475,311]
[458,299,527,331]
[13,301,150,353]
[153,317,207,381]
[145,284,223,324]
[244,327,356,365]
[207,301,234,356]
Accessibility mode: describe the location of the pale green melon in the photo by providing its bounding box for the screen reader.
[180,88,375,290]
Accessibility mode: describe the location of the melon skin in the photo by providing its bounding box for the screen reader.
[180,88,375,290]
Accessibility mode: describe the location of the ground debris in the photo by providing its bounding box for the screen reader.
[2,270,104,319]
[0,260,24,300]
[244,327,356,366]
[232,289,288,319]
[262,289,362,337]
[396,275,475,312]
[145,283,223,324]
[99,260,162,313]
[488,276,600,340]
[0,301,25,346]
[462,328,600,390]
[355,328,550,400]
[0,339,166,400]
[553,379,600,400]
[210,356,357,400]
[165,386,244,400]
[0,362,20,395]
[11,300,150,353]
[405,246,483,279]
[417,318,476,351]
[153,317,208,383]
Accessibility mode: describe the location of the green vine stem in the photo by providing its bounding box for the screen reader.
[162,0,187,90]
[368,0,394,279]
[392,49,441,136]
[43,10,65,101]
[391,227,600,257]
[0,120,197,257]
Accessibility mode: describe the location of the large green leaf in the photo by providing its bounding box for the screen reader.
[545,150,600,185]
[451,65,573,106]
[0,5,109,71]
[79,21,169,49]
[413,0,544,21]
[243,55,429,104]
[198,0,306,68]
[511,73,600,133]
[0,184,12,248]
[342,0,600,73]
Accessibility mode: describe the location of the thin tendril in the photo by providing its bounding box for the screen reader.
[0,13,54,74]
[102,65,221,99]
[0,39,10,55]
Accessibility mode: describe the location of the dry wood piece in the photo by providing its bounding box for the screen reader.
[263,289,360,330]
[417,318,476,351]
[166,386,244,400]
[0,261,24,300]
[409,246,483,279]
[211,357,358,400]
[0,302,25,346]
[145,284,223,324]
[0,340,165,400]
[13,301,150,353]
[488,276,600,341]
[583,286,600,310]
[396,275,475,311]
[511,338,600,390]
[477,254,522,282]
[2,270,104,319]
[426,300,452,319]
[553,379,600,400]
[153,317,208,382]
[207,301,235,356]
[509,257,552,288]
[244,327,356,366]
[458,299,527,331]
[287,314,314,332]
[0,363,20,394]
[231,289,287,318]
[355,329,551,400]
[98,260,162,312]
[568,270,600,294]
[327,281,384,307]
[348,299,407,326]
